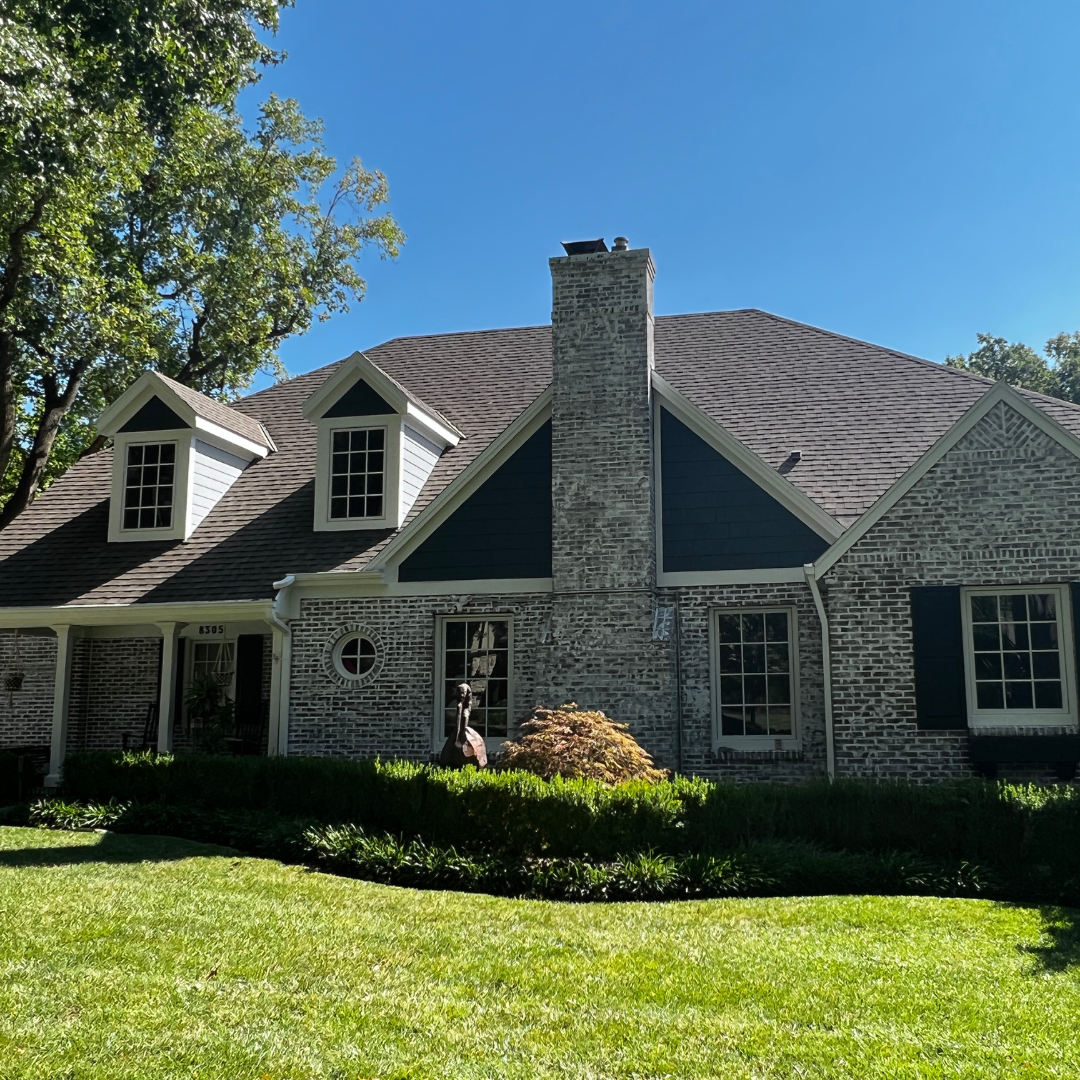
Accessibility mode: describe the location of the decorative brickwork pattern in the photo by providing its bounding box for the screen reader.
[827,401,1080,780]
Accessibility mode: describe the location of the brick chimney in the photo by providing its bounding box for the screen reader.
[541,239,672,761]
[549,239,656,592]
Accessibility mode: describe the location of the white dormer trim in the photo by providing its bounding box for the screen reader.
[301,352,463,446]
[304,352,462,533]
[98,372,270,543]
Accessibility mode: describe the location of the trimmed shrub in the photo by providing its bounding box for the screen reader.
[496,705,668,783]
[28,798,1025,904]
[57,750,1080,878]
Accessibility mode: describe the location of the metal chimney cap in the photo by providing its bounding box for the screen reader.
[612,236,629,251]
[561,239,608,256]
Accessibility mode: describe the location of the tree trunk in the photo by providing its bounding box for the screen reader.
[0,366,86,529]
[0,330,15,490]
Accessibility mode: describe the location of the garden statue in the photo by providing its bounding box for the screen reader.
[437,682,488,768]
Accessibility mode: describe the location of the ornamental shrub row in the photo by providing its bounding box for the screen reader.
[29,798,1026,904]
[59,750,1080,877]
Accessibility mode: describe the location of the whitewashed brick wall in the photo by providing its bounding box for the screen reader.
[826,400,1080,780]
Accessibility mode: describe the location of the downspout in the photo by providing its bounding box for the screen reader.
[673,592,683,775]
[803,563,835,781]
[268,575,295,756]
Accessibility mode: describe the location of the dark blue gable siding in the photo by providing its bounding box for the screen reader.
[660,406,829,572]
[323,378,395,417]
[398,421,552,581]
[118,395,189,432]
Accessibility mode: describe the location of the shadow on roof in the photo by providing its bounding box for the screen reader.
[0,500,179,605]
[136,480,392,604]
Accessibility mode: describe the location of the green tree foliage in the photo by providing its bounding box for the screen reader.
[0,1,404,526]
[945,331,1080,404]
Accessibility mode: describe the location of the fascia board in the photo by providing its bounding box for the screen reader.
[302,352,463,444]
[652,373,843,543]
[97,372,196,435]
[301,352,401,421]
[403,402,460,448]
[0,599,273,630]
[193,416,270,460]
[281,571,553,600]
[365,386,553,575]
[812,381,1080,577]
[657,567,809,587]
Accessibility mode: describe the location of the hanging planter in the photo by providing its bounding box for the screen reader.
[4,629,25,705]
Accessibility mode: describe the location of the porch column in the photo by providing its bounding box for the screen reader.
[267,622,291,756]
[156,622,180,753]
[45,624,75,787]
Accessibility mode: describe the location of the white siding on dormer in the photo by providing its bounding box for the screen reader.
[401,425,442,519]
[190,439,247,530]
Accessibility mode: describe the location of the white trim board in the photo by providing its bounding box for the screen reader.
[812,381,1080,577]
[301,351,462,447]
[0,600,273,630]
[659,567,810,587]
[365,386,553,578]
[651,373,843,544]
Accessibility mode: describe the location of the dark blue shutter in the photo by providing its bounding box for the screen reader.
[911,586,967,730]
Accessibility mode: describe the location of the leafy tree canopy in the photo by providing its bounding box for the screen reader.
[945,332,1080,404]
[0,1,404,526]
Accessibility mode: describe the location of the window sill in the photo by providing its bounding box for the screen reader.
[714,738,802,754]
[968,715,1077,730]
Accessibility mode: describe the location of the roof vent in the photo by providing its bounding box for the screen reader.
[612,236,629,251]
[561,238,608,255]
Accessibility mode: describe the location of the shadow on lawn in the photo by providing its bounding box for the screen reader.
[0,830,231,868]
[1021,906,1080,972]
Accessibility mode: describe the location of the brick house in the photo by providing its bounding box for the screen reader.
[3,238,1080,785]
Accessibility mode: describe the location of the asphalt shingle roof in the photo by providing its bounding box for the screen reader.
[2,310,1078,608]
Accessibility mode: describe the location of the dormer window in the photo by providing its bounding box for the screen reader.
[303,352,462,532]
[330,427,386,520]
[97,372,274,543]
[122,442,177,530]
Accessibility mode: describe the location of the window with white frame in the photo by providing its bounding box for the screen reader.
[334,632,377,679]
[714,608,797,739]
[962,586,1075,723]
[190,640,235,691]
[440,618,510,740]
[329,428,385,520]
[122,442,176,530]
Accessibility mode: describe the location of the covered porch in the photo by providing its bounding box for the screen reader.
[0,601,292,787]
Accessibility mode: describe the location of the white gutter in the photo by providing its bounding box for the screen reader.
[266,575,295,756]
[804,562,836,781]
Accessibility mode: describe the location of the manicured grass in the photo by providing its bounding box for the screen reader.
[2,827,1079,1079]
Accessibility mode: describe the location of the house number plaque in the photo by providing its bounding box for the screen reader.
[197,624,226,636]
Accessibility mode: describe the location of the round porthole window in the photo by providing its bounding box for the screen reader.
[335,633,377,679]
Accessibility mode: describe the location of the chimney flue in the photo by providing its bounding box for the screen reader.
[613,236,629,251]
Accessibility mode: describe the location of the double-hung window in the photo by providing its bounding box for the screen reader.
[122,442,176,530]
[961,586,1076,726]
[329,428,385,520]
[439,618,511,741]
[713,607,799,745]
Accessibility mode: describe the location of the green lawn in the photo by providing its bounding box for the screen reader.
[2,828,1079,1079]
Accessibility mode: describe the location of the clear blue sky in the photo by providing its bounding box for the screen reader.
[241,0,1080,380]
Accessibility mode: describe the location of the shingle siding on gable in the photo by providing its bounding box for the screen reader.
[660,407,830,572]
[826,400,1080,781]
[397,421,552,582]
